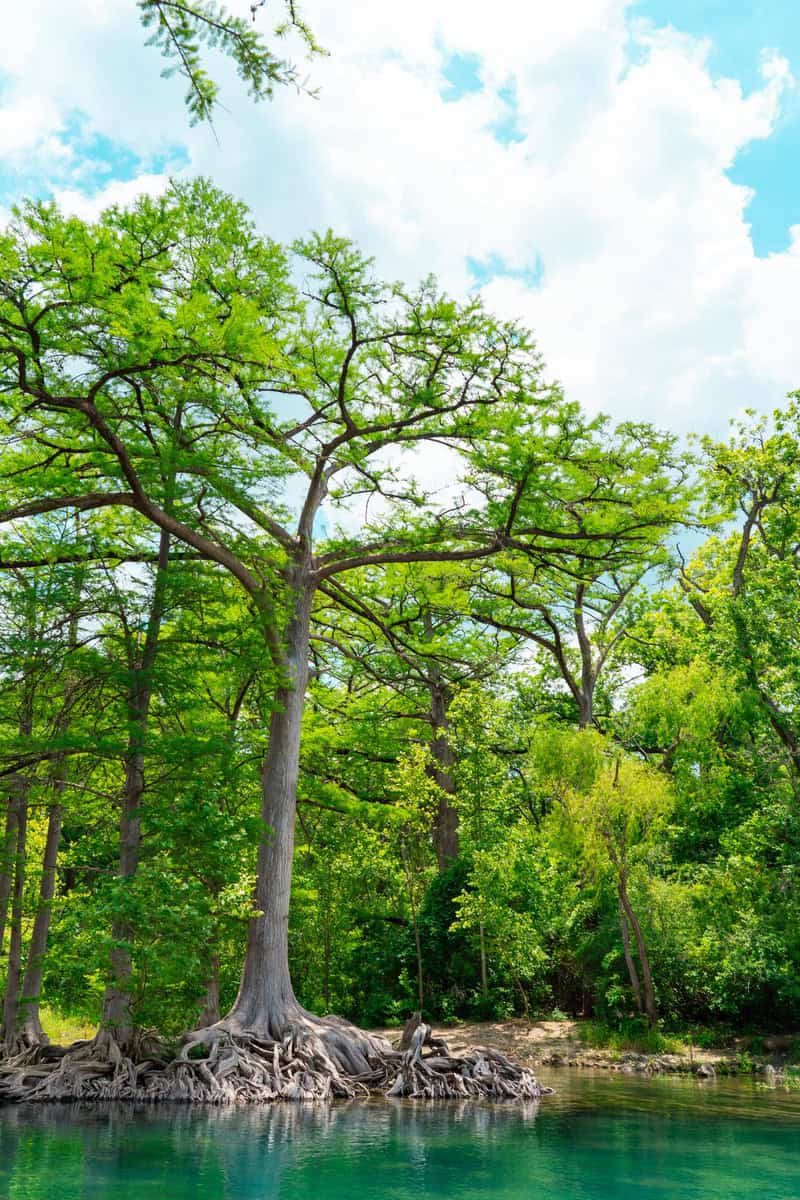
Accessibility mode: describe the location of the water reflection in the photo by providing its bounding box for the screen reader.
[1,1080,799,1200]
[537,1067,800,1123]
[0,1100,542,1200]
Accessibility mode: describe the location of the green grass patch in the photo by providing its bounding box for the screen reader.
[39,1006,96,1046]
[581,1019,685,1056]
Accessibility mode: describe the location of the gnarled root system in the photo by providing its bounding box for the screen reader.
[0,1014,550,1105]
[0,1028,170,1103]
[386,1018,547,1101]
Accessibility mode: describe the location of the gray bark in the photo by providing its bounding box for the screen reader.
[18,800,64,1043]
[619,874,657,1027]
[2,672,35,1041]
[225,574,313,1035]
[17,567,84,1043]
[421,610,459,870]
[574,587,596,729]
[195,674,252,1031]
[1,786,29,1038]
[478,920,489,1002]
[0,799,20,963]
[618,895,643,1016]
[429,678,459,870]
[400,840,424,1011]
[197,953,222,1029]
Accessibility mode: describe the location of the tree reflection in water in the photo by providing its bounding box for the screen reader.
[0,1099,542,1199]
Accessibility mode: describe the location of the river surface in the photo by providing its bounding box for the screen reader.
[1,1070,799,1199]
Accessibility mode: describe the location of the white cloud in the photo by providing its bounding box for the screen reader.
[1,1,798,438]
[54,172,171,220]
[744,226,800,390]
[0,93,66,155]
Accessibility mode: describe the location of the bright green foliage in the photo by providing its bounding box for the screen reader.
[468,412,690,728]
[3,184,800,1045]
[558,752,674,877]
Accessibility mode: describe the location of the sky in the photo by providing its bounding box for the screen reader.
[0,0,798,439]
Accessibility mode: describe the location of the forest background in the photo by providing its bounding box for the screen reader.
[1,2,800,1066]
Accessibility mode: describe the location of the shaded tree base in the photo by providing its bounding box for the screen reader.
[0,1016,550,1105]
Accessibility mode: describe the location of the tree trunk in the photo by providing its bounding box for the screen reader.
[478,919,489,1002]
[323,925,331,1011]
[2,670,35,1042]
[196,952,221,1029]
[618,894,643,1016]
[17,563,85,1045]
[193,673,252,1032]
[619,876,657,1027]
[0,798,20,964]
[574,585,596,731]
[577,686,593,730]
[400,839,424,1012]
[224,574,313,1036]
[17,798,64,1044]
[101,746,144,1044]
[101,528,170,1048]
[1,786,29,1039]
[429,678,459,870]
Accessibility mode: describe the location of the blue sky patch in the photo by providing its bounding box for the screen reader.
[0,95,189,212]
[634,0,800,255]
[634,0,797,92]
[467,253,544,290]
[440,52,483,103]
[728,117,800,255]
[490,83,526,146]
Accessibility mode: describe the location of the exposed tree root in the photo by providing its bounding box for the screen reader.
[386,1019,547,1101]
[0,1033,50,1073]
[0,1014,551,1106]
[0,1027,169,1103]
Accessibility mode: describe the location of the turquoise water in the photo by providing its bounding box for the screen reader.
[2,1071,800,1199]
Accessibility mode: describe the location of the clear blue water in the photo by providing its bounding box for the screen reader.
[2,1070,800,1199]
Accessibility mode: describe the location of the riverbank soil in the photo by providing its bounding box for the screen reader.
[374,1019,800,1077]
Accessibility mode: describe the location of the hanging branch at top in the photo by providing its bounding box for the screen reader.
[137,0,325,124]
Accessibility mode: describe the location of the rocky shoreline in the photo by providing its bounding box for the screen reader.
[539,1049,747,1078]
[374,1019,799,1083]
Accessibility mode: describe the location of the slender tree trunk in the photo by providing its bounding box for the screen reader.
[0,798,20,963]
[17,797,64,1043]
[400,840,424,1012]
[2,670,35,1042]
[323,924,331,1012]
[195,672,253,1032]
[478,919,489,1002]
[619,875,657,1027]
[514,975,530,1020]
[101,747,145,1043]
[575,585,596,730]
[101,528,171,1048]
[471,765,490,1004]
[225,574,313,1036]
[618,894,643,1016]
[413,919,424,1012]
[578,686,593,731]
[18,585,84,1044]
[429,677,459,870]
[213,571,415,1081]
[1,785,30,1039]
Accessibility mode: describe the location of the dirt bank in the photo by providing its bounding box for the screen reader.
[373,1018,796,1078]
